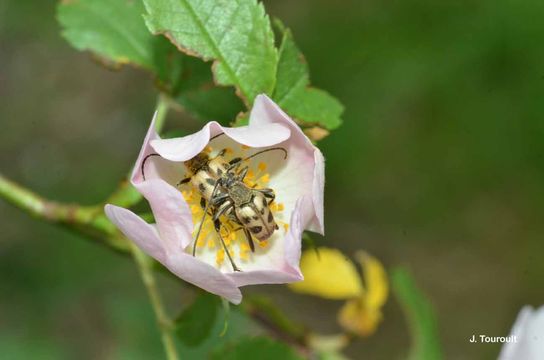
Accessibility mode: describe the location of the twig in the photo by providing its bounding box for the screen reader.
[0,173,128,252]
[132,245,179,360]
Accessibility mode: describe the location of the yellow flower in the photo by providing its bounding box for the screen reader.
[289,247,363,299]
[289,247,388,337]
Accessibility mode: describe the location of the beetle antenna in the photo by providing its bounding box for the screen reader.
[242,147,288,162]
[209,133,225,142]
[141,153,161,181]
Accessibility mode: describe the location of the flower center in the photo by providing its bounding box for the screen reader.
[179,144,289,269]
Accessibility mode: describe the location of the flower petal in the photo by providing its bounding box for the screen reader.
[135,179,194,251]
[226,196,308,287]
[104,204,242,304]
[250,94,324,233]
[131,111,160,184]
[338,297,383,337]
[165,252,242,304]
[356,251,388,309]
[150,121,290,162]
[104,204,166,263]
[288,247,363,300]
[499,305,544,360]
[128,117,194,251]
[309,147,325,234]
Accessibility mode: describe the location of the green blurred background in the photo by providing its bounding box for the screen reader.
[2,0,544,359]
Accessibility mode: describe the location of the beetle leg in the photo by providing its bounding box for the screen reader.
[213,199,233,222]
[236,166,249,181]
[214,219,240,272]
[257,188,275,204]
[242,227,255,252]
[193,181,221,256]
[176,176,192,187]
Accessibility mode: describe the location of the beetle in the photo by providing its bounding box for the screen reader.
[141,134,287,271]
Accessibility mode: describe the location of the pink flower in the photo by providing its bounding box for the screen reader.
[498,305,544,360]
[105,95,325,304]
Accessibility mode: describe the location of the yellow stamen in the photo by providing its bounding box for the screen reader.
[216,249,225,265]
[207,238,216,249]
[258,162,267,172]
[240,242,251,252]
[258,240,269,248]
[258,173,270,184]
[190,205,201,214]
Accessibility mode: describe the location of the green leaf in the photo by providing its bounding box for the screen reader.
[143,0,278,106]
[391,267,443,360]
[212,337,303,360]
[57,0,177,82]
[273,29,343,130]
[175,292,219,347]
[174,57,244,122]
[58,0,243,122]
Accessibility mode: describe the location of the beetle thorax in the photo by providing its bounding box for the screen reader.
[228,182,252,206]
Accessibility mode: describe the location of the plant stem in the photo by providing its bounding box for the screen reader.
[0,173,128,251]
[131,245,179,360]
[154,93,170,133]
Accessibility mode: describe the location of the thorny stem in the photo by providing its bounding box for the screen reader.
[132,245,179,360]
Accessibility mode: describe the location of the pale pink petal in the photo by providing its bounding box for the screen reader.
[227,270,302,287]
[128,117,193,251]
[249,95,325,233]
[165,252,242,304]
[226,196,307,287]
[499,306,544,360]
[104,204,167,263]
[135,179,194,251]
[309,148,325,234]
[104,205,242,304]
[131,111,160,184]
[150,121,290,162]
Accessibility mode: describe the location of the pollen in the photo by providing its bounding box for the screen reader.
[204,146,213,153]
[190,205,201,213]
[270,203,284,212]
[258,162,267,172]
[216,248,225,265]
[207,238,216,249]
[258,240,269,248]
[225,147,234,154]
[240,242,251,252]
[241,145,251,150]
[258,173,270,184]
